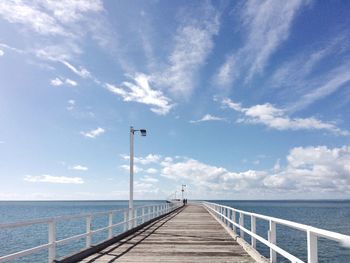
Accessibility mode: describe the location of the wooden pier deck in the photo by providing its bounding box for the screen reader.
[78,204,257,263]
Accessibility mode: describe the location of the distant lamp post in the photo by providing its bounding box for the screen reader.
[181,184,186,200]
[129,126,147,221]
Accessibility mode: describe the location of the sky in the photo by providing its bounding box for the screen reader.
[0,0,350,200]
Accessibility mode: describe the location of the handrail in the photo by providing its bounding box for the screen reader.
[0,202,181,263]
[202,201,350,263]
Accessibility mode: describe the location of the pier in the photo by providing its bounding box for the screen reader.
[1,201,350,263]
[77,204,258,263]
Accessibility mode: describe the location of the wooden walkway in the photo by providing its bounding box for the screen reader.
[79,205,257,263]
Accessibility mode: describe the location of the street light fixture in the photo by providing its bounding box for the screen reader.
[129,126,147,227]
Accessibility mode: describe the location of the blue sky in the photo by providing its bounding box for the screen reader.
[0,0,350,200]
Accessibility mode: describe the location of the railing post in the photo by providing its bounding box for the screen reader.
[142,207,145,224]
[232,210,236,234]
[48,220,56,263]
[251,215,256,249]
[86,215,92,248]
[134,209,137,227]
[129,208,133,229]
[268,220,276,263]
[108,212,113,239]
[307,230,318,263]
[239,212,244,239]
[123,211,128,231]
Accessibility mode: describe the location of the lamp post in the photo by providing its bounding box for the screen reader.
[181,184,186,200]
[129,126,146,228]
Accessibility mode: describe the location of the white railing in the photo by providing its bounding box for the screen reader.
[0,202,180,263]
[203,201,350,263]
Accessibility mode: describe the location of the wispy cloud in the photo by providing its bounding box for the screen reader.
[120,154,161,165]
[288,62,350,112]
[24,175,84,184]
[80,127,105,138]
[222,98,349,136]
[0,1,103,36]
[0,49,4,56]
[60,61,91,79]
[215,0,308,89]
[155,2,220,98]
[66,99,75,111]
[267,35,350,112]
[0,0,112,77]
[70,165,88,171]
[189,114,226,123]
[106,73,174,115]
[0,1,67,36]
[50,77,77,87]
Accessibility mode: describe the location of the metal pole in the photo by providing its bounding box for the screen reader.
[129,127,134,228]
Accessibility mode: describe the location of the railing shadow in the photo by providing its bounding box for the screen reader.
[84,207,184,263]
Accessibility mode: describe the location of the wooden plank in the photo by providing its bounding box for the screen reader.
[78,205,257,263]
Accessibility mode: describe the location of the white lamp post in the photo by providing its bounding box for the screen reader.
[181,184,186,200]
[129,126,146,228]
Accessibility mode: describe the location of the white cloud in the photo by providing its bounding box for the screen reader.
[215,0,307,88]
[214,54,236,89]
[40,0,103,24]
[66,99,75,111]
[106,73,174,115]
[65,78,77,86]
[289,62,350,112]
[24,174,84,184]
[0,141,4,144]
[0,49,4,56]
[222,98,349,136]
[264,146,350,193]
[0,1,67,35]
[0,1,103,36]
[268,35,350,112]
[156,3,220,98]
[140,175,159,183]
[80,127,105,138]
[70,165,88,171]
[119,148,350,198]
[50,77,77,87]
[242,0,308,80]
[146,168,158,174]
[135,154,161,165]
[50,77,63,86]
[159,146,350,198]
[161,157,267,193]
[120,164,143,174]
[190,114,226,123]
[60,61,91,78]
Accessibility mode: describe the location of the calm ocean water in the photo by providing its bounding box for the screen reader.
[214,200,350,263]
[0,200,349,262]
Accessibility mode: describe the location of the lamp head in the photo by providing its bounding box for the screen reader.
[140,129,147,136]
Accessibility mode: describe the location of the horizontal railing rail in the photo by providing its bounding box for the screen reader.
[203,201,350,263]
[0,202,181,263]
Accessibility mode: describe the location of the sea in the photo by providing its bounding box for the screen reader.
[0,200,349,263]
